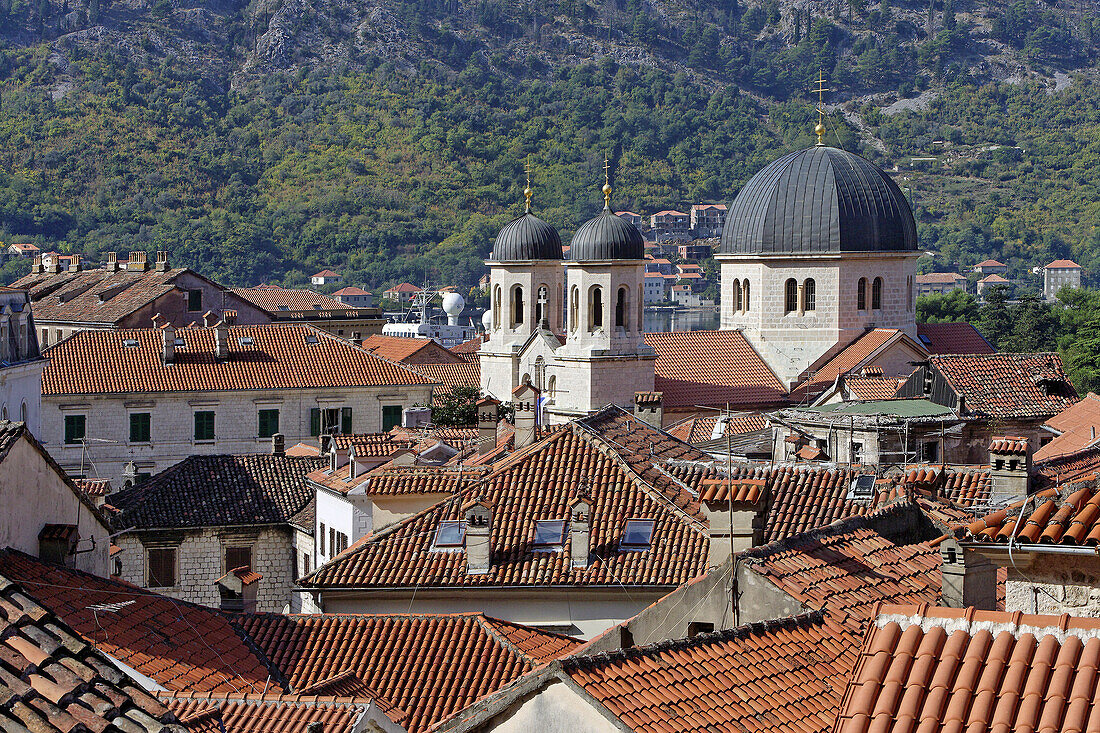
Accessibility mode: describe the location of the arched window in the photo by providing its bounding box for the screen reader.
[493,286,502,329]
[547,375,556,404]
[906,275,914,311]
[857,278,867,311]
[804,279,816,311]
[2,405,7,421]
[872,277,883,310]
[536,285,549,325]
[615,287,628,329]
[743,280,750,312]
[534,356,545,392]
[590,287,604,329]
[733,279,742,312]
[784,279,798,314]
[19,402,26,423]
[637,282,644,328]
[570,286,579,332]
[511,286,524,326]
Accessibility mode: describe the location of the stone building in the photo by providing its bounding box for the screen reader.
[40,322,434,486]
[11,251,270,347]
[108,452,326,613]
[1042,258,1082,300]
[231,284,385,341]
[915,272,968,297]
[0,287,46,435]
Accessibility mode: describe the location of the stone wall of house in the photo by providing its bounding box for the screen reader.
[1005,554,1100,616]
[115,524,313,614]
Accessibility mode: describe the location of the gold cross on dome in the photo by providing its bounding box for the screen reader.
[602,155,612,208]
[524,155,533,213]
[812,70,832,146]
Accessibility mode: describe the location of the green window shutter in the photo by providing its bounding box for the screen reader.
[259,409,280,438]
[194,411,215,441]
[310,408,321,436]
[341,407,353,435]
[382,405,402,432]
[129,413,150,443]
[64,415,86,444]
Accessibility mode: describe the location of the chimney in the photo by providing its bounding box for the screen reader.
[347,445,358,481]
[569,494,591,569]
[202,310,216,327]
[106,252,119,272]
[700,478,766,567]
[272,433,285,456]
[939,536,997,610]
[989,436,1032,503]
[67,254,81,272]
[512,382,539,449]
[215,321,229,359]
[215,567,260,614]
[319,433,333,455]
[477,398,500,456]
[633,391,664,428]
[463,498,491,575]
[38,524,77,567]
[154,251,169,272]
[127,251,148,272]
[403,406,431,429]
[45,254,60,274]
[31,254,43,274]
[161,324,176,365]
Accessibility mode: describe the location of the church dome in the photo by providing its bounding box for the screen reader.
[569,209,646,261]
[491,212,563,261]
[720,146,918,256]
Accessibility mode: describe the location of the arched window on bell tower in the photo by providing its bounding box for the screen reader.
[857,278,867,311]
[804,279,816,311]
[570,286,579,332]
[872,277,883,310]
[615,286,628,329]
[511,286,525,327]
[743,280,750,312]
[493,286,502,329]
[784,279,798,314]
[733,279,742,312]
[590,286,604,329]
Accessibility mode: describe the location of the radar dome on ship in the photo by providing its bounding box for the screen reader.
[442,292,465,316]
[482,310,492,330]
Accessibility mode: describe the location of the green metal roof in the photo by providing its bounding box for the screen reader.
[802,399,955,418]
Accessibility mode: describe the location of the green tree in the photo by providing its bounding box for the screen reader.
[431,385,479,426]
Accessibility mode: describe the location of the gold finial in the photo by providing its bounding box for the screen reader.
[602,155,612,209]
[524,156,533,213]
[812,70,832,146]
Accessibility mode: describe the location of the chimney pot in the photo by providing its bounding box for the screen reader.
[161,325,176,365]
[31,255,43,274]
[464,500,492,575]
[272,433,285,456]
[633,391,664,428]
[939,537,997,609]
[477,398,500,456]
[988,436,1032,502]
[154,251,169,272]
[512,382,539,449]
[106,252,119,272]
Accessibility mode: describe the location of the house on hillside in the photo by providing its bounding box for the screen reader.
[915,272,968,297]
[384,283,423,304]
[333,285,374,307]
[1043,258,1083,300]
[311,269,342,286]
[690,204,727,237]
[972,258,1007,276]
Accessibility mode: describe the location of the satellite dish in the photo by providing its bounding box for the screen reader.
[442,292,465,316]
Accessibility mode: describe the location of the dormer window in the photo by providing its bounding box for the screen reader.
[433,520,466,550]
[533,520,566,550]
[620,519,655,551]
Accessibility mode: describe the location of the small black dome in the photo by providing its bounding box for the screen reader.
[569,209,645,261]
[491,212,563,261]
[720,146,918,255]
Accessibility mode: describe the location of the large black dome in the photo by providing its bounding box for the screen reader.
[569,209,646,261]
[720,146,918,256]
[491,212,563,261]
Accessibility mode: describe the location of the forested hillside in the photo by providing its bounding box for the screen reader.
[1,0,1100,290]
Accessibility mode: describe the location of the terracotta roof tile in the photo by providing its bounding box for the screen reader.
[230,286,352,313]
[562,612,861,733]
[915,272,967,283]
[843,377,903,401]
[451,335,486,356]
[964,478,1100,546]
[834,604,1100,733]
[916,322,995,355]
[1037,445,1100,485]
[309,462,485,498]
[361,335,464,364]
[1046,259,1082,269]
[74,477,112,498]
[11,267,198,325]
[43,324,432,395]
[109,454,325,530]
[990,435,1029,454]
[162,691,404,732]
[931,352,1077,419]
[793,330,915,401]
[410,361,481,394]
[977,259,1006,267]
[0,550,278,695]
[644,330,788,409]
[236,613,579,732]
[666,413,767,444]
[1035,393,1100,462]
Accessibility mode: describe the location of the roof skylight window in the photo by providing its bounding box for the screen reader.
[305,334,320,344]
[533,520,566,549]
[238,336,255,346]
[433,520,466,549]
[122,338,139,347]
[277,305,290,311]
[847,475,877,503]
[620,519,655,551]
[173,338,185,347]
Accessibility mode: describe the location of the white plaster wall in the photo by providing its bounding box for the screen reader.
[1005,555,1100,616]
[320,590,668,639]
[0,360,44,436]
[315,488,358,567]
[0,437,109,576]
[42,385,432,486]
[372,493,452,531]
[482,680,619,733]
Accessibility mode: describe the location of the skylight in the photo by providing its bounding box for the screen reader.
[847,475,877,503]
[277,305,290,311]
[238,336,255,346]
[621,519,655,551]
[918,334,933,346]
[122,338,139,347]
[305,334,320,344]
[433,520,466,549]
[533,519,566,549]
[173,338,185,347]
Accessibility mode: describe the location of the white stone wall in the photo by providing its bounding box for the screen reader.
[315,487,363,567]
[1044,268,1082,300]
[1005,555,1100,616]
[486,262,565,340]
[115,524,314,613]
[482,680,620,733]
[42,384,432,486]
[0,359,44,437]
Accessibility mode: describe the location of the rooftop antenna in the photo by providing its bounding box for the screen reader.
[812,70,832,147]
[524,156,533,214]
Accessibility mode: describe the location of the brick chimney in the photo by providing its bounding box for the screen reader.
[989,436,1032,503]
[939,536,997,610]
[154,251,169,272]
[67,254,81,273]
[127,251,148,272]
[105,252,119,272]
[161,324,176,365]
[512,382,539,449]
[699,477,766,567]
[463,498,492,575]
[215,321,229,360]
[272,433,285,456]
[633,391,664,428]
[569,494,591,569]
[477,397,500,456]
[31,254,43,274]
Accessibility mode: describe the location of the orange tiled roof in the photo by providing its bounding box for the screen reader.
[42,324,433,395]
[844,376,903,400]
[301,408,710,590]
[644,330,787,409]
[312,269,340,277]
[333,286,371,296]
[665,413,767,444]
[1046,259,1082,268]
[979,273,1010,283]
[965,479,1100,545]
[916,321,995,355]
[386,282,422,293]
[236,613,579,732]
[915,272,967,283]
[0,570,188,732]
[793,329,915,401]
[361,334,464,364]
[1035,392,1100,461]
[230,286,351,313]
[1037,445,1100,485]
[976,259,1006,267]
[411,361,481,394]
[74,477,112,497]
[931,352,1077,419]
[162,691,399,733]
[11,267,197,325]
[834,603,1100,733]
[0,550,279,694]
[309,462,484,498]
[563,612,860,733]
[451,334,485,356]
[990,435,1029,454]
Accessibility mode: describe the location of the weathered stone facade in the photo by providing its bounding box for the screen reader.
[1005,554,1100,617]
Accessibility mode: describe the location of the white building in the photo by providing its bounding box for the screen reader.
[915,272,968,297]
[1043,259,1082,301]
[0,288,46,436]
[644,273,669,303]
[40,323,434,486]
[311,269,342,286]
